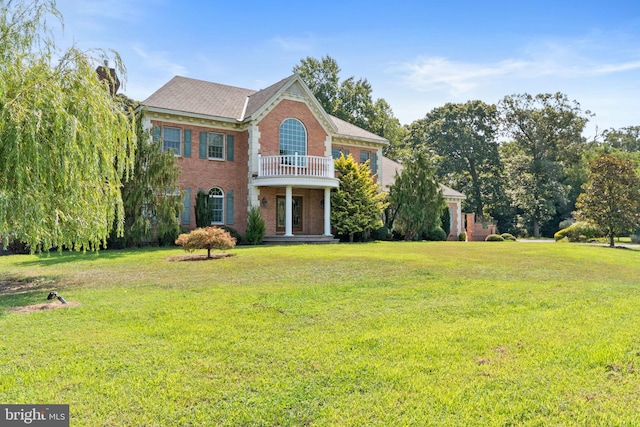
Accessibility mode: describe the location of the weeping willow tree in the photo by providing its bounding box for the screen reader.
[0,0,135,252]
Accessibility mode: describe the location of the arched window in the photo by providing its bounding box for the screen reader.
[208,187,224,224]
[279,118,307,163]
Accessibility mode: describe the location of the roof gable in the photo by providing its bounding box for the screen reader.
[244,75,338,135]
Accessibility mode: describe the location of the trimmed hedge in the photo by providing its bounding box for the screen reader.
[501,233,517,241]
[485,234,505,242]
[554,221,602,242]
[371,226,393,241]
[424,227,447,241]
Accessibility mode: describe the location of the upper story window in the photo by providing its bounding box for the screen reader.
[360,150,371,164]
[332,147,350,159]
[208,132,225,160]
[279,118,307,158]
[163,127,181,156]
[360,150,378,174]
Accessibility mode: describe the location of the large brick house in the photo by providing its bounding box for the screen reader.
[140,74,389,242]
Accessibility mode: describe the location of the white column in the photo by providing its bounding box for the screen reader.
[323,187,332,236]
[285,185,293,236]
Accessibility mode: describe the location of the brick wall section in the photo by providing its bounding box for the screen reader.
[152,120,250,235]
[258,187,325,235]
[258,187,278,234]
[257,99,328,156]
[445,201,458,240]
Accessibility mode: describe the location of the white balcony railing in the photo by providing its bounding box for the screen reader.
[258,154,335,178]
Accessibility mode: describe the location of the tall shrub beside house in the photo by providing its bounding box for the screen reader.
[195,190,213,228]
[331,154,388,242]
[114,105,182,247]
[389,154,445,241]
[245,206,266,245]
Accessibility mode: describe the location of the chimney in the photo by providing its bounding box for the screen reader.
[96,60,120,96]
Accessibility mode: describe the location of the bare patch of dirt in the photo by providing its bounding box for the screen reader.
[166,253,236,262]
[0,278,56,295]
[7,301,80,313]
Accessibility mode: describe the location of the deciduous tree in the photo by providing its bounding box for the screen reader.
[175,227,236,259]
[500,93,590,237]
[575,153,640,247]
[407,101,503,217]
[293,55,404,150]
[0,0,135,251]
[601,126,640,153]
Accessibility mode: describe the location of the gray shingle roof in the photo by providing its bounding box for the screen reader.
[141,76,255,120]
[141,75,389,145]
[244,75,298,119]
[330,115,389,144]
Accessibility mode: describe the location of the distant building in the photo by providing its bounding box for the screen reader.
[380,156,466,240]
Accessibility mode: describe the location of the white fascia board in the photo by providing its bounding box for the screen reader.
[142,106,241,125]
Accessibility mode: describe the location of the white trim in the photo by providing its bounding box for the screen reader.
[248,75,338,136]
[239,96,249,121]
[143,106,240,125]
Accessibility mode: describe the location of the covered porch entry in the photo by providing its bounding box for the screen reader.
[253,154,340,243]
[257,186,337,244]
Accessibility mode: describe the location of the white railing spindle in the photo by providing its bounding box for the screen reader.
[258,155,334,178]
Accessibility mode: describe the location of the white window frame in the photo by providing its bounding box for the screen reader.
[279,118,307,165]
[163,126,182,157]
[208,187,224,224]
[207,132,225,160]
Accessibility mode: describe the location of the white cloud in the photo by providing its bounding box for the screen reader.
[396,56,640,97]
[269,35,314,52]
[132,44,188,77]
[394,57,529,95]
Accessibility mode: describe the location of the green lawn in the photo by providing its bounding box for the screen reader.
[1,242,639,426]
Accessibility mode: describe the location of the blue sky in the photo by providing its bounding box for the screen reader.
[53,0,640,138]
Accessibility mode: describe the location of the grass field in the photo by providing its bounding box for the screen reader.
[1,241,639,426]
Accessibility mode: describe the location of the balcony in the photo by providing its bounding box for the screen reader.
[255,154,339,188]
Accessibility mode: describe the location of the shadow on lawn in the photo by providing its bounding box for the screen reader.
[14,247,145,267]
[0,276,63,315]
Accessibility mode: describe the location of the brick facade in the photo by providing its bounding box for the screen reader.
[257,99,329,157]
[142,74,389,240]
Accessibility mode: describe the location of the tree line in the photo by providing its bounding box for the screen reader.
[294,55,640,240]
[1,0,637,251]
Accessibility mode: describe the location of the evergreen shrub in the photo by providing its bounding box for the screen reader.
[245,207,266,245]
[371,226,392,241]
[485,234,505,242]
[425,227,447,241]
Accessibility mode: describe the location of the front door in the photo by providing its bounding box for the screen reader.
[277,196,302,233]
